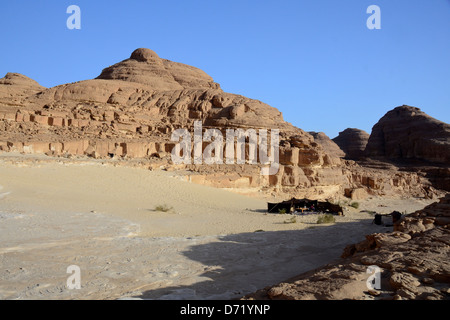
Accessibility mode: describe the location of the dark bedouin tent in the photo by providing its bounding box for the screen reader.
[267,197,343,215]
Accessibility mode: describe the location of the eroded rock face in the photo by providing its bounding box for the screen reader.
[243,194,450,300]
[0,73,46,100]
[0,50,447,200]
[96,48,220,91]
[364,105,450,165]
[309,132,345,158]
[332,128,370,160]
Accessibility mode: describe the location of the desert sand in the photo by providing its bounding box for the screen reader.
[0,153,436,300]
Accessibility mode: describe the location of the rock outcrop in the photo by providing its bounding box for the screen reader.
[0,51,447,200]
[97,48,221,91]
[364,105,450,165]
[332,128,370,160]
[0,73,46,100]
[243,194,450,300]
[309,131,345,158]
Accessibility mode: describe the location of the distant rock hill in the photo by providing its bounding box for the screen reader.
[97,48,221,91]
[309,131,345,158]
[364,105,450,165]
[332,128,370,160]
[0,73,46,100]
[0,49,447,199]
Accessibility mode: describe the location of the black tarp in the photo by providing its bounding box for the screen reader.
[267,198,343,214]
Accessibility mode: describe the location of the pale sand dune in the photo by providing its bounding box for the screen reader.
[0,155,436,300]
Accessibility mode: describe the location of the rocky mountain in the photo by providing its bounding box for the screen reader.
[364,105,450,165]
[97,48,221,91]
[0,49,446,200]
[308,131,345,158]
[359,105,450,192]
[0,73,46,100]
[332,128,370,160]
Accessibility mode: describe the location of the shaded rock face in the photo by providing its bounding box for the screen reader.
[243,194,450,300]
[309,132,345,158]
[332,128,370,160]
[364,105,450,165]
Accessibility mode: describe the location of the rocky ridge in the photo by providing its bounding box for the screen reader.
[365,105,450,165]
[0,49,446,200]
[308,131,345,158]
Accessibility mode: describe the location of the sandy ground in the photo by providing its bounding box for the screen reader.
[0,153,437,300]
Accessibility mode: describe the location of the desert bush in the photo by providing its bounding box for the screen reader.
[317,214,335,224]
[154,204,173,212]
[350,202,360,209]
[284,216,297,224]
[278,208,287,214]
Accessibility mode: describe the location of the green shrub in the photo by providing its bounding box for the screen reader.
[284,216,297,224]
[317,214,335,224]
[154,204,173,212]
[350,202,360,209]
[278,208,287,214]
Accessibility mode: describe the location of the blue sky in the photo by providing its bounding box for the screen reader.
[0,0,449,138]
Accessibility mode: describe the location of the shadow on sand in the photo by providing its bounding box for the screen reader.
[132,218,385,300]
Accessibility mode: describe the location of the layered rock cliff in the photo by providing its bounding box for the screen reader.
[309,131,345,158]
[364,105,450,165]
[0,50,446,200]
[332,128,370,160]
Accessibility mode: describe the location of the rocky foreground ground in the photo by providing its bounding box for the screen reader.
[243,193,450,300]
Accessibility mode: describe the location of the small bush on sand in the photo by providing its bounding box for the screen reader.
[284,216,297,224]
[350,202,360,209]
[154,204,173,212]
[317,214,335,224]
[278,208,287,214]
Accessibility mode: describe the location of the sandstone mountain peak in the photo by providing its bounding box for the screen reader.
[130,48,161,62]
[96,48,220,90]
[365,105,450,165]
[0,72,46,100]
[332,128,370,160]
[0,72,45,89]
[308,131,345,158]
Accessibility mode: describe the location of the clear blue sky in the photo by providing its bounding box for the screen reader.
[1,0,449,138]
